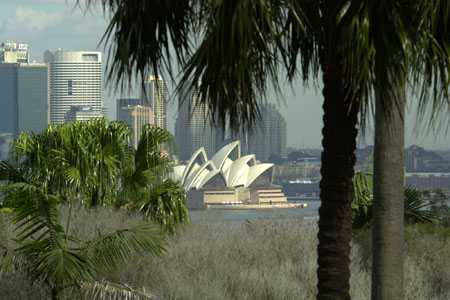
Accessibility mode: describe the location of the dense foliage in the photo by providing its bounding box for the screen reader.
[352,172,442,229]
[0,119,189,299]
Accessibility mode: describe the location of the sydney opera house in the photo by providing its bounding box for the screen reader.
[173,141,288,209]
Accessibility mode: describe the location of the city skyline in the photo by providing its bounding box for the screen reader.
[44,49,103,124]
[175,83,222,160]
[1,1,450,149]
[116,98,154,149]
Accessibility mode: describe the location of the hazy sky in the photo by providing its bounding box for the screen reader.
[1,0,450,149]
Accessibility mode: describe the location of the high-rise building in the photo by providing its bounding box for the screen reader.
[117,98,154,148]
[247,104,287,161]
[116,98,146,122]
[44,50,103,124]
[0,62,48,136]
[65,106,103,122]
[0,41,30,63]
[175,85,221,160]
[143,75,167,130]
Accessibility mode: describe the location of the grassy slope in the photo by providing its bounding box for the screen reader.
[1,208,449,299]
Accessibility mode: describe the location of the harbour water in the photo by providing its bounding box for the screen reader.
[189,199,320,224]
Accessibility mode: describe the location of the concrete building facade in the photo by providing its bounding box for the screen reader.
[44,50,102,124]
[65,106,103,122]
[117,99,154,148]
[143,75,167,130]
[0,41,30,63]
[175,86,221,160]
[247,104,287,161]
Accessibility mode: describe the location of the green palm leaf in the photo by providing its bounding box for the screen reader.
[84,223,164,272]
[82,280,156,300]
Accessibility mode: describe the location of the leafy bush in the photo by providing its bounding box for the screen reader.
[0,119,188,231]
[352,172,440,228]
[0,205,163,299]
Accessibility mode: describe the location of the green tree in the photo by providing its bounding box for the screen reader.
[352,172,439,228]
[0,119,190,298]
[120,124,189,232]
[0,173,163,299]
[82,2,365,298]
[2,119,188,231]
[357,2,450,298]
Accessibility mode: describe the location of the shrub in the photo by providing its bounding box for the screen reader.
[2,207,450,299]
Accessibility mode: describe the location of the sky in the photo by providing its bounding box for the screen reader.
[1,0,450,149]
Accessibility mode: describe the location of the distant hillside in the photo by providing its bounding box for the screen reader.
[405,145,450,172]
[435,150,450,162]
[355,145,450,172]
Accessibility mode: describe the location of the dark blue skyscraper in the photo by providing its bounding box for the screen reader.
[0,63,48,136]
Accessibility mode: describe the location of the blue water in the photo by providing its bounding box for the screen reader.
[189,200,320,224]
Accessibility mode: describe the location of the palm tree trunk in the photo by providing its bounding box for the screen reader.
[317,62,359,300]
[371,85,405,300]
[51,287,59,300]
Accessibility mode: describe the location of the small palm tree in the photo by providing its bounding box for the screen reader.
[0,120,191,298]
[121,124,189,232]
[0,180,163,300]
[352,172,439,228]
[3,119,188,232]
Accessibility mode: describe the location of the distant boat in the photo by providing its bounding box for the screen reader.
[288,179,314,184]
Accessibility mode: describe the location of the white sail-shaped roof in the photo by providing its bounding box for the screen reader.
[181,147,208,184]
[186,161,216,190]
[227,155,256,187]
[246,164,273,187]
[174,141,275,190]
[210,141,240,170]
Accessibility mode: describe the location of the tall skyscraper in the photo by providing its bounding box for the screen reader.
[117,98,154,148]
[17,64,49,133]
[143,75,167,130]
[44,50,103,124]
[116,98,146,121]
[0,41,30,63]
[65,106,102,122]
[247,104,287,161]
[175,85,221,160]
[0,62,48,136]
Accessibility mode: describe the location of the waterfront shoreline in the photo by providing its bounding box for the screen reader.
[206,202,308,209]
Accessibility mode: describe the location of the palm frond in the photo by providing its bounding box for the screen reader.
[79,0,195,90]
[282,0,321,81]
[411,0,450,131]
[404,187,439,224]
[82,280,156,300]
[0,161,26,183]
[178,0,296,131]
[352,171,373,228]
[17,239,94,287]
[84,223,164,272]
[138,180,189,233]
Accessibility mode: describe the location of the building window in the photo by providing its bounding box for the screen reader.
[68,79,73,95]
[82,54,98,62]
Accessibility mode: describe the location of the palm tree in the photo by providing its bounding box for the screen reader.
[0,170,163,300]
[352,172,439,228]
[82,1,368,297]
[352,2,450,298]
[3,119,188,231]
[121,124,189,232]
[11,119,130,206]
[80,0,450,297]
